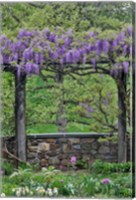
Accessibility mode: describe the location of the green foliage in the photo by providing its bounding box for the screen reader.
[1,161,14,175]
[76,159,88,169]
[40,166,60,183]
[98,135,118,143]
[9,167,33,182]
[2,2,132,36]
[25,74,118,134]
[1,162,132,198]
[116,187,132,197]
[2,72,15,136]
[91,160,131,174]
[80,176,100,196]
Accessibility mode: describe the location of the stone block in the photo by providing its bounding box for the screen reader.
[68,138,80,144]
[31,140,38,145]
[81,143,91,153]
[81,139,94,143]
[61,159,69,166]
[58,154,67,160]
[38,152,46,159]
[62,144,74,153]
[58,138,68,143]
[62,144,68,153]
[28,146,37,152]
[98,146,110,154]
[91,141,99,150]
[38,142,50,152]
[27,153,37,159]
[49,157,60,165]
[82,154,90,161]
[45,139,56,143]
[90,149,97,155]
[73,144,81,150]
[30,158,40,164]
[100,141,110,146]
[47,151,58,157]
[50,143,60,151]
[40,159,48,167]
[29,159,37,164]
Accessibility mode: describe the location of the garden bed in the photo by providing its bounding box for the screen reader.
[1,160,132,198]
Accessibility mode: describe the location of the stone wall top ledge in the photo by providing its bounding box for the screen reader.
[27,132,113,139]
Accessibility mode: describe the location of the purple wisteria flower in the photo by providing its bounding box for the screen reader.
[103,99,108,106]
[101,178,111,185]
[91,58,96,68]
[70,156,77,164]
[122,61,129,74]
[1,27,131,77]
[87,106,93,113]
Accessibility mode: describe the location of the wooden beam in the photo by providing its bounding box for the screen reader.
[15,72,26,162]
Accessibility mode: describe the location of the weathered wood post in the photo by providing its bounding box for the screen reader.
[15,72,26,162]
[117,75,127,163]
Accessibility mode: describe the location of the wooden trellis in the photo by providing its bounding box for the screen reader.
[2,27,133,164]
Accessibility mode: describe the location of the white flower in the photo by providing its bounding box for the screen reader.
[25,186,29,193]
[21,187,26,196]
[53,187,58,195]
[48,191,53,196]
[0,193,6,197]
[46,188,53,196]
[36,186,45,195]
[16,190,21,197]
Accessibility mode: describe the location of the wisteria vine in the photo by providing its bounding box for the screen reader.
[1,27,132,78]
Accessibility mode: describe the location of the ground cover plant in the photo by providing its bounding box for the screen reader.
[1,160,132,198]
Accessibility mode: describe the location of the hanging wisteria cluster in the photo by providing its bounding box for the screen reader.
[1,27,132,77]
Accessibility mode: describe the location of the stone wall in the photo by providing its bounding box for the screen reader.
[1,133,130,170]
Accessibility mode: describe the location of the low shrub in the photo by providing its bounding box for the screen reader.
[1,161,14,175]
[91,160,131,174]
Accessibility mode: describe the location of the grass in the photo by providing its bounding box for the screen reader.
[27,123,91,134]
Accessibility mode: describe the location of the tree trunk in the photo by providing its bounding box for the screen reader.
[117,75,127,163]
[15,72,26,162]
[56,70,67,132]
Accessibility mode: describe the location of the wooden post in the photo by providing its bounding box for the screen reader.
[15,72,26,162]
[132,4,135,195]
[117,75,127,163]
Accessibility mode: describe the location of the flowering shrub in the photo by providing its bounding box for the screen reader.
[70,156,77,164]
[100,178,113,195]
[0,193,6,197]
[35,186,45,196]
[12,186,33,197]
[91,160,131,173]
[12,186,58,197]
[101,178,111,185]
